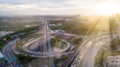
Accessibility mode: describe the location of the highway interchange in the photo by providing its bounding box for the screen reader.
[2,19,120,67]
[5,32,119,67]
[2,20,73,67]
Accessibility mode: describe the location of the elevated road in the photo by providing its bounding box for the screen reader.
[61,32,119,67]
[70,33,119,67]
[46,21,55,67]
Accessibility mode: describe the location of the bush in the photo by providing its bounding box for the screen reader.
[17,54,32,63]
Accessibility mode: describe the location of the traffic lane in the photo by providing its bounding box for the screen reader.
[80,41,102,67]
[78,35,114,67]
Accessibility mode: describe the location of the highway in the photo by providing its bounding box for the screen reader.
[41,20,55,67]
[2,39,22,67]
[70,33,119,67]
[46,21,55,67]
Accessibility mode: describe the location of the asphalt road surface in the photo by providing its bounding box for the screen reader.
[71,33,118,67]
[2,39,22,67]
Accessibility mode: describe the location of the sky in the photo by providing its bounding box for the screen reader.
[0,0,120,16]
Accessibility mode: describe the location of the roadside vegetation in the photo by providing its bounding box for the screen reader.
[49,20,88,35]
[0,26,39,51]
[14,53,33,63]
[15,40,24,52]
[95,38,120,67]
[50,38,67,49]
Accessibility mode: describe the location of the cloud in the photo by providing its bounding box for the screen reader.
[0,4,77,15]
[24,0,66,3]
[0,0,120,15]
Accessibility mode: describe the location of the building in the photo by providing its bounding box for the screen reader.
[0,31,14,37]
[106,55,120,67]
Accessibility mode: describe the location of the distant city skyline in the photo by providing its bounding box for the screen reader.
[0,0,120,16]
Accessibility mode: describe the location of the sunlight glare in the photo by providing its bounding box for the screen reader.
[93,1,120,16]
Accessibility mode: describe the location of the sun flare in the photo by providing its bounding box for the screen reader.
[93,1,120,16]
